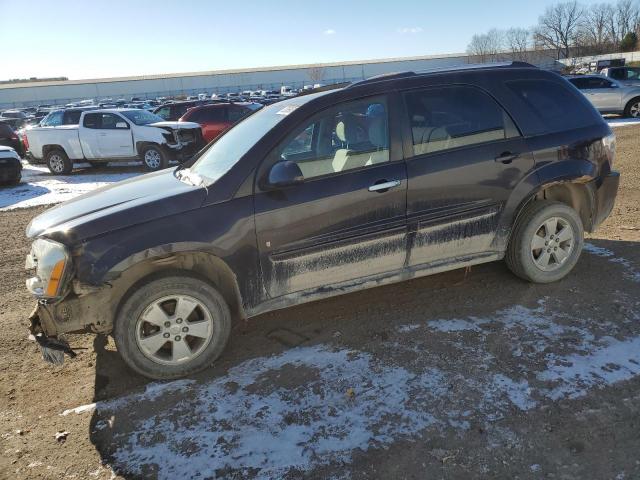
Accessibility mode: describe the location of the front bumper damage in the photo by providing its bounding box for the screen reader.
[28,302,77,365]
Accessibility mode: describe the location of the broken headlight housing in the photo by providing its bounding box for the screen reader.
[25,238,70,298]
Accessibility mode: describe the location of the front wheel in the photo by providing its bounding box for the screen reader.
[114,274,231,380]
[506,200,584,283]
[141,145,168,171]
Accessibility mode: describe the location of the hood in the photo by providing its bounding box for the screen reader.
[150,121,200,130]
[27,168,206,243]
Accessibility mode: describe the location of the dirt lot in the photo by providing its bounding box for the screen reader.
[1,126,639,480]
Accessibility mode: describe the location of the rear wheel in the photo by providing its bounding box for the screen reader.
[506,200,584,283]
[623,97,640,118]
[141,145,168,171]
[114,274,231,380]
[46,149,73,175]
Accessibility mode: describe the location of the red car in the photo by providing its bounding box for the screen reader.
[179,102,262,143]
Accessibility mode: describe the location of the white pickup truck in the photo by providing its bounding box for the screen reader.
[25,109,204,174]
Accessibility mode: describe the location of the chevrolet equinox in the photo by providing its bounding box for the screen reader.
[25,62,620,379]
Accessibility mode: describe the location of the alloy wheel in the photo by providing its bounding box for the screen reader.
[135,294,214,365]
[630,102,640,118]
[49,154,64,173]
[144,149,161,169]
[530,216,575,272]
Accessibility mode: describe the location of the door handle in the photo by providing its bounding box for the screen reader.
[495,152,519,164]
[368,179,401,192]
[98,133,107,136]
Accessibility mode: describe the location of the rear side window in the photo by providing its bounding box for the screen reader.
[506,79,597,132]
[190,107,227,123]
[403,86,519,156]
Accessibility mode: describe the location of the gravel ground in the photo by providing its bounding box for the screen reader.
[0,126,639,480]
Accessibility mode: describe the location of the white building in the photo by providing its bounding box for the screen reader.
[0,51,562,109]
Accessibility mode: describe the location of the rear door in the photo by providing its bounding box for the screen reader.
[254,94,408,298]
[192,106,228,142]
[401,85,534,268]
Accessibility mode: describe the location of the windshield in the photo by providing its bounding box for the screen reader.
[121,109,164,125]
[188,91,330,183]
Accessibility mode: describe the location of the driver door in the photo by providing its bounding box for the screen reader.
[253,95,408,298]
[96,113,134,157]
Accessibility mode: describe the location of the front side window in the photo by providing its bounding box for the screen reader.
[404,86,518,156]
[83,113,127,129]
[62,110,82,125]
[624,68,640,80]
[121,110,163,125]
[274,96,389,180]
[155,106,170,119]
[228,106,250,122]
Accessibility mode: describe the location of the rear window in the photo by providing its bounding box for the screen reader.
[506,79,597,132]
[0,123,13,135]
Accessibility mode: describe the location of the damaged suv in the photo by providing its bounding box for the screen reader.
[25,108,204,173]
[25,62,619,379]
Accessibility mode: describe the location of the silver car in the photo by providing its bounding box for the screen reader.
[567,75,640,118]
[600,66,640,87]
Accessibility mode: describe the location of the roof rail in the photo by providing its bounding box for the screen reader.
[348,71,416,88]
[413,61,536,75]
[348,61,537,89]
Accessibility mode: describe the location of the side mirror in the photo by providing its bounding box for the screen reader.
[115,121,129,129]
[266,161,304,189]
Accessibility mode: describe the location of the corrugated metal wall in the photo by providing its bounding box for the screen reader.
[0,55,469,108]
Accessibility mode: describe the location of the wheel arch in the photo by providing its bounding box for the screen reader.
[135,140,165,156]
[623,95,640,117]
[42,144,67,158]
[108,250,246,327]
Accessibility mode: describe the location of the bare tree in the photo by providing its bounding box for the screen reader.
[578,3,615,54]
[307,65,326,84]
[534,1,585,59]
[466,29,504,63]
[505,28,531,60]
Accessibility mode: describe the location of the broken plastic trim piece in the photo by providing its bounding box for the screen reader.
[33,334,77,366]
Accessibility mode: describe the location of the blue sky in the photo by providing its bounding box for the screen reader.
[1,0,608,80]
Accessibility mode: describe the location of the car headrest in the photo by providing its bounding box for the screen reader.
[335,114,360,144]
[368,116,387,148]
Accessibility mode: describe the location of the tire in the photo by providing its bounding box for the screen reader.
[10,171,21,185]
[46,149,73,175]
[114,273,231,380]
[623,97,640,118]
[506,200,584,284]
[141,145,168,171]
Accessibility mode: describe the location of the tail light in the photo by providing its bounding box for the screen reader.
[602,132,616,167]
[23,132,30,150]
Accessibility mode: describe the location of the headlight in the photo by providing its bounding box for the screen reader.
[25,238,70,298]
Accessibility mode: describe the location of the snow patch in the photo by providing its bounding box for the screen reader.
[0,163,141,211]
[584,242,640,282]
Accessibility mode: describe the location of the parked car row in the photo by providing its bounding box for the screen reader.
[567,74,640,118]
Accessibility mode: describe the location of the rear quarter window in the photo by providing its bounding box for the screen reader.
[505,79,599,133]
